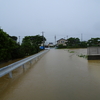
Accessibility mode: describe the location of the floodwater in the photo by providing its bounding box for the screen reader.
[0,49,100,100]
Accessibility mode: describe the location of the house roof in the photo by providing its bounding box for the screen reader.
[49,42,53,44]
[57,38,66,42]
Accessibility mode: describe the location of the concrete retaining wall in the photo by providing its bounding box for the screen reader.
[87,47,100,60]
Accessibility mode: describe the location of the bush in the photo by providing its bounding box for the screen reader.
[57,44,67,49]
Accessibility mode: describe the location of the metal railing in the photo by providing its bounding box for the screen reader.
[0,50,49,78]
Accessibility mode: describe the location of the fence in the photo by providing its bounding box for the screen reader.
[0,50,49,78]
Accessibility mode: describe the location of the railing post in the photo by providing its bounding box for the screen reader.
[9,72,12,78]
[35,58,37,62]
[0,50,49,78]
[30,60,32,64]
[23,64,25,70]
[38,56,40,59]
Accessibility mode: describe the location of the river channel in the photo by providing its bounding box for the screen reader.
[0,49,100,100]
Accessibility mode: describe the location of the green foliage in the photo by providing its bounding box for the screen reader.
[0,29,9,61]
[87,38,100,47]
[57,44,67,49]
[67,37,80,48]
[10,36,17,41]
[57,37,87,48]
[0,29,18,61]
[0,29,46,62]
[21,35,46,56]
[80,41,87,48]
[0,28,47,63]
[0,29,25,62]
[66,37,87,48]
[21,39,35,56]
[68,50,75,53]
[11,44,25,59]
[78,54,87,59]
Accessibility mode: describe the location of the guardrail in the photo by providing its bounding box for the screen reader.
[0,50,49,78]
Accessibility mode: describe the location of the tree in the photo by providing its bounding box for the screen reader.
[80,41,87,48]
[0,29,23,62]
[30,35,46,52]
[0,29,46,62]
[67,37,80,48]
[21,35,46,56]
[10,36,17,42]
[21,37,34,55]
[57,44,67,49]
[0,29,10,61]
[87,38,100,46]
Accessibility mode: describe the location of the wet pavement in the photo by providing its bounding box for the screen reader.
[0,49,100,100]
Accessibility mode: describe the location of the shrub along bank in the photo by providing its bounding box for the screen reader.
[0,29,46,62]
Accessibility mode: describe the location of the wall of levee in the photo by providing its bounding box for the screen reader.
[87,47,100,60]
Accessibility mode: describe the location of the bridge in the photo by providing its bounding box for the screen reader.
[0,49,100,100]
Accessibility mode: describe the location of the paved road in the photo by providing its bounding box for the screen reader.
[1,49,100,100]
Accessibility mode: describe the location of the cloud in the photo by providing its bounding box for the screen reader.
[0,0,100,42]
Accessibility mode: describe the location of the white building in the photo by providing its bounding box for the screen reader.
[57,38,67,46]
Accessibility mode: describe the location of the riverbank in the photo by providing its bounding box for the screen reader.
[0,50,45,68]
[0,56,30,68]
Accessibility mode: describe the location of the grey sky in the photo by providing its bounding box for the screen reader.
[0,0,100,43]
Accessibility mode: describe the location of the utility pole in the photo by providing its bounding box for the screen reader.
[19,36,20,45]
[42,31,45,49]
[55,35,56,46]
[67,35,68,39]
[81,33,83,41]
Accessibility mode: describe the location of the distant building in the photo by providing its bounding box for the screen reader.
[48,42,54,47]
[57,38,67,46]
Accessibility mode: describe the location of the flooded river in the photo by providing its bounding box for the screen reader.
[0,49,100,100]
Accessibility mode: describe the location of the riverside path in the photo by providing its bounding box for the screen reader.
[0,49,100,100]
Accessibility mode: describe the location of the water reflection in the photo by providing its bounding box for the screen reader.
[68,48,87,55]
[0,59,37,96]
[88,60,100,81]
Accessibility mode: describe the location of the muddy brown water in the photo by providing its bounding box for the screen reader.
[0,49,100,100]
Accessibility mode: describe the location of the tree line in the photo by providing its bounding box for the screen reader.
[0,29,46,62]
[57,37,100,48]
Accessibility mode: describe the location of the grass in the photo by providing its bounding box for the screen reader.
[78,54,87,59]
[67,49,87,59]
[68,50,75,53]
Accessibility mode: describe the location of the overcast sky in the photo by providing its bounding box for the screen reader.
[0,0,100,43]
